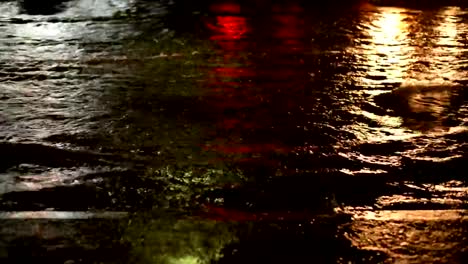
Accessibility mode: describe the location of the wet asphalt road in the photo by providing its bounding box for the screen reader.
[1,0,468,263]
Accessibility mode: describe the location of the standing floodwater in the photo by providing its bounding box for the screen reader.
[0,0,467,263]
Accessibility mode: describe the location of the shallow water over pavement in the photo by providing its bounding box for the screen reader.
[1,0,468,263]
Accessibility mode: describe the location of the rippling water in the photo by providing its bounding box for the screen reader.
[0,0,468,263]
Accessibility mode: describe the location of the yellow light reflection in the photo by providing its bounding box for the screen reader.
[350,6,467,141]
[358,8,409,86]
[433,7,462,81]
[374,12,404,45]
[168,256,199,264]
[393,7,463,133]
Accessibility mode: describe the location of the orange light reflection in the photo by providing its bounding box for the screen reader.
[359,8,410,87]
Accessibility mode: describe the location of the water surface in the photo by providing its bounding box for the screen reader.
[0,0,467,263]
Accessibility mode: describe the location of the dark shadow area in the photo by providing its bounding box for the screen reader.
[371,0,468,9]
[214,221,388,264]
[0,219,129,264]
[18,0,71,15]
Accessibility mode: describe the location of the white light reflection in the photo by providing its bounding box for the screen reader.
[0,211,127,219]
[9,22,85,61]
[0,1,19,18]
[63,0,135,18]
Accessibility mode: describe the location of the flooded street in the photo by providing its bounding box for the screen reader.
[0,0,467,263]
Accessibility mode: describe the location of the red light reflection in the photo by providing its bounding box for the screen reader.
[202,2,309,160]
[209,2,241,14]
[203,142,289,155]
[211,67,253,79]
[207,15,249,41]
[201,204,320,222]
[272,14,305,48]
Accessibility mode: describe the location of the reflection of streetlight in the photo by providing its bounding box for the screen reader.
[374,12,404,45]
[125,217,237,264]
[346,8,413,142]
[17,23,69,40]
[357,8,409,86]
[373,7,464,133]
[203,3,258,157]
[208,15,249,41]
[10,22,84,61]
[436,7,459,47]
[434,7,462,82]
[271,10,305,50]
[206,5,250,53]
[203,2,309,159]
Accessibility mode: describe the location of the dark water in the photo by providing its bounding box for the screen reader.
[1,0,468,263]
